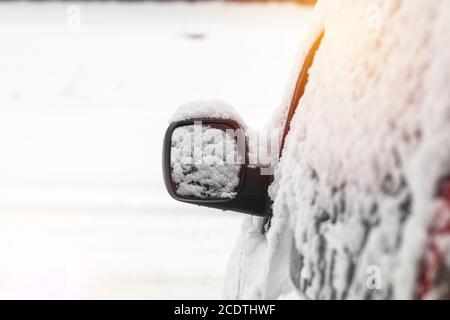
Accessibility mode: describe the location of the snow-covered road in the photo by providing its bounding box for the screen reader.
[0,2,311,298]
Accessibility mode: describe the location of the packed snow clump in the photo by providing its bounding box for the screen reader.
[170,99,246,127]
[171,124,243,199]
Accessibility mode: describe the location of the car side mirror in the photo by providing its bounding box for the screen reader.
[162,118,270,217]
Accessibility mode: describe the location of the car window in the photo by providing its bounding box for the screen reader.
[279,31,324,157]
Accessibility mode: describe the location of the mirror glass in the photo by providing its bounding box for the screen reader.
[170,123,244,200]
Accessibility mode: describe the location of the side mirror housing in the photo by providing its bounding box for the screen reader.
[162,118,270,217]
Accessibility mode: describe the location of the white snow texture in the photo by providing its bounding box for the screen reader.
[171,124,242,199]
[171,100,246,128]
[225,0,450,300]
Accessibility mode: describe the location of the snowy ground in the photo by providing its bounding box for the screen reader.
[0,2,311,299]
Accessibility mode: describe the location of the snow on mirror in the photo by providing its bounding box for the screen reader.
[170,123,244,200]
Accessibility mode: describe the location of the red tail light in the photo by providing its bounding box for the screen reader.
[416,177,450,299]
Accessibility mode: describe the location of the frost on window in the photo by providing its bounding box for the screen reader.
[170,124,243,199]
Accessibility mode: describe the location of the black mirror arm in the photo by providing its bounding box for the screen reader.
[231,166,271,217]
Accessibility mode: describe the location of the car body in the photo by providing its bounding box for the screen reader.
[164,0,450,300]
[223,0,450,300]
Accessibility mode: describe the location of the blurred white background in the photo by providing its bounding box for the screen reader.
[0,1,311,299]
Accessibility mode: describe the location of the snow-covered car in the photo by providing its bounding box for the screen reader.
[163,0,450,299]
